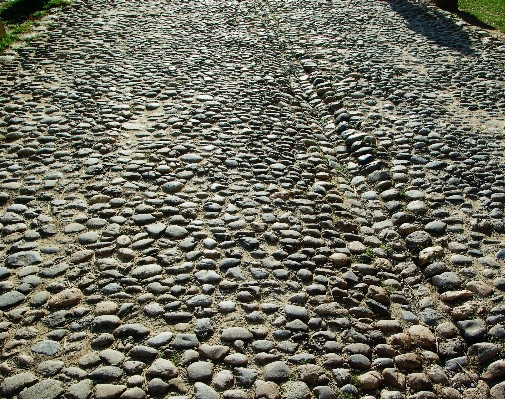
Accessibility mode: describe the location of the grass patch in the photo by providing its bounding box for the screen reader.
[0,19,32,52]
[0,0,71,52]
[169,350,181,366]
[458,0,505,33]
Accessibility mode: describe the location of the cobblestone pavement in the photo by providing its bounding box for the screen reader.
[1,0,505,398]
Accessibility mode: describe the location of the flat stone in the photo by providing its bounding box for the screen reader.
[38,360,65,377]
[48,288,82,308]
[95,384,127,399]
[195,382,219,399]
[187,361,213,381]
[31,340,61,356]
[113,324,150,339]
[199,344,230,361]
[457,319,487,342]
[146,358,178,379]
[482,360,505,380]
[67,379,93,399]
[432,272,460,292]
[18,379,63,399]
[221,327,253,341]
[408,325,435,348]
[172,333,199,348]
[0,290,26,309]
[254,380,280,399]
[146,332,174,347]
[5,251,41,268]
[264,361,290,382]
[131,264,162,279]
[282,381,311,399]
[87,366,123,382]
[1,372,38,396]
[284,305,309,320]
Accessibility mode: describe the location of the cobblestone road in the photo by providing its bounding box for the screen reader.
[1,1,505,398]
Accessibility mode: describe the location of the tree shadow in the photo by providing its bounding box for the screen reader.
[386,0,476,56]
[0,0,45,24]
[454,9,497,31]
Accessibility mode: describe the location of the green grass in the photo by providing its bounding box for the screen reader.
[458,0,505,33]
[0,19,32,52]
[0,0,71,52]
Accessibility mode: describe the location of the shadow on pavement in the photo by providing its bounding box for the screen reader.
[0,0,45,24]
[387,0,475,56]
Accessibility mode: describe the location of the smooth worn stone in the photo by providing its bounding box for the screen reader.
[358,371,383,390]
[165,225,189,239]
[5,251,42,268]
[457,319,487,342]
[234,368,257,387]
[432,272,461,292]
[424,221,446,234]
[282,381,311,399]
[199,344,230,361]
[67,379,94,399]
[100,349,125,366]
[146,358,178,379]
[88,366,124,382]
[418,246,444,266]
[408,325,436,348]
[48,288,83,308]
[255,380,280,399]
[224,354,249,366]
[395,353,422,370]
[264,361,290,382]
[1,372,38,396]
[405,231,431,249]
[213,370,234,391]
[187,361,214,381]
[38,360,65,377]
[31,340,60,356]
[172,333,199,349]
[95,384,127,399]
[406,373,432,391]
[195,382,219,399]
[147,378,169,395]
[348,353,371,370]
[79,231,99,244]
[113,324,150,339]
[490,382,505,399]
[451,255,473,266]
[18,379,63,399]
[0,290,26,309]
[467,281,493,297]
[482,360,505,380]
[467,343,499,365]
[221,327,253,341]
[313,386,336,399]
[120,387,147,399]
[440,290,473,302]
[146,332,174,347]
[285,304,309,320]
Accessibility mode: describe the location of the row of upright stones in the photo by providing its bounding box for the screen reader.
[264,0,505,398]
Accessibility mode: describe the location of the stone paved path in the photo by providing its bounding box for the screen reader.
[1,0,505,398]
